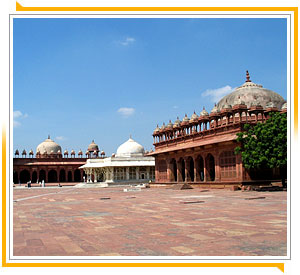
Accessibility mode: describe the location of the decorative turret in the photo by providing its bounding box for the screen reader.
[22,149,27,157]
[173,117,181,128]
[166,120,173,129]
[15,149,19,157]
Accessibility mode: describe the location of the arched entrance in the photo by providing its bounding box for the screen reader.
[195,155,204,181]
[68,171,73,182]
[39,170,46,182]
[74,169,81,182]
[13,171,18,184]
[205,154,215,181]
[48,170,57,182]
[187,156,194,182]
[59,169,66,182]
[20,170,30,183]
[32,171,37,183]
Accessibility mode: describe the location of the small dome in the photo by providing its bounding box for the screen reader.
[182,114,190,122]
[43,149,47,154]
[57,150,61,154]
[233,96,246,106]
[116,137,145,157]
[154,125,160,133]
[36,135,62,155]
[85,150,89,155]
[22,149,26,155]
[112,153,116,157]
[15,149,19,155]
[266,101,276,108]
[50,150,54,154]
[281,102,287,110]
[29,149,34,155]
[93,150,98,155]
[250,97,263,107]
[190,111,198,121]
[78,149,83,155]
[71,150,75,155]
[200,107,209,117]
[221,100,232,110]
[210,104,220,114]
[101,150,105,155]
[160,123,166,131]
[166,120,173,129]
[64,150,68,155]
[88,140,99,152]
[174,117,181,127]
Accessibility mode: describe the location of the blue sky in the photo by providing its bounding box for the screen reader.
[13,18,287,155]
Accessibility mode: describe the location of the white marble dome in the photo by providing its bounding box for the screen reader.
[217,72,286,110]
[116,137,145,157]
[36,136,62,155]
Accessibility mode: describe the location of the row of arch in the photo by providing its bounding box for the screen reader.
[13,169,84,184]
[157,151,237,183]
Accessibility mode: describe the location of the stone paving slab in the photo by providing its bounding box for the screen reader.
[13,187,287,256]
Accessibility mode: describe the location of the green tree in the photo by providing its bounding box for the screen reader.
[235,112,287,186]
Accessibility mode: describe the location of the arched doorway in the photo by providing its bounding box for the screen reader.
[187,156,194,182]
[205,154,215,181]
[195,155,204,181]
[20,170,30,183]
[32,171,37,183]
[68,171,73,182]
[74,169,81,182]
[13,171,18,184]
[170,159,177,182]
[48,170,57,182]
[39,170,46,182]
[59,169,66,182]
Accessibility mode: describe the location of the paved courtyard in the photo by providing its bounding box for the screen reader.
[13,186,287,256]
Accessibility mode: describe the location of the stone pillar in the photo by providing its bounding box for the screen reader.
[166,160,172,182]
[126,167,130,180]
[176,159,183,182]
[94,170,97,183]
[193,156,198,182]
[136,167,139,180]
[184,157,190,182]
[146,167,150,180]
[214,153,221,182]
[203,155,207,182]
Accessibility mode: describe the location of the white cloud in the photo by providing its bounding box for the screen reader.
[119,37,136,46]
[13,120,21,128]
[201,85,234,103]
[56,136,66,141]
[117,107,135,118]
[13,110,28,128]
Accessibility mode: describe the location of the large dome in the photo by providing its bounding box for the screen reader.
[36,136,62,154]
[116,137,145,157]
[217,71,286,110]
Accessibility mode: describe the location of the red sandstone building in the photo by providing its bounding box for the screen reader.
[149,72,287,186]
[13,136,105,184]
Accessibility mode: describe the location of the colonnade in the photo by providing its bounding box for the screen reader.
[155,149,243,184]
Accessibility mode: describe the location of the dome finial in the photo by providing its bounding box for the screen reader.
[246,70,251,82]
[48,134,50,139]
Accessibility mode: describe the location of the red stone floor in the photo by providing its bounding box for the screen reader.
[13,187,287,256]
